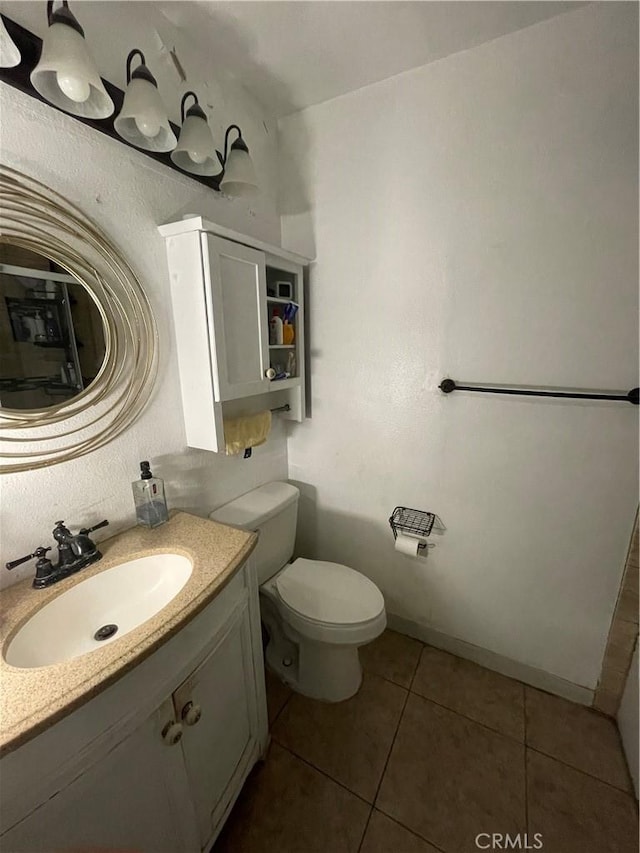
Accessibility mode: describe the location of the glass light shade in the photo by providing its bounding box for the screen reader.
[171,114,217,176]
[114,77,177,153]
[220,147,259,198]
[30,21,114,118]
[0,16,21,68]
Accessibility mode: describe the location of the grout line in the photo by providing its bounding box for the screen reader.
[268,689,292,729]
[371,685,412,808]
[356,806,374,853]
[407,686,526,745]
[351,654,417,852]
[407,643,424,692]
[373,804,449,853]
[273,741,374,808]
[526,744,637,797]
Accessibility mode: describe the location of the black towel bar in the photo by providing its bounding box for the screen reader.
[439,379,639,405]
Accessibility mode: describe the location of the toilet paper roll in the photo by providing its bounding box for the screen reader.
[394,533,422,557]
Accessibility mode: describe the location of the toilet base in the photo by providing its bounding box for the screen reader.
[266,635,363,702]
[260,587,385,702]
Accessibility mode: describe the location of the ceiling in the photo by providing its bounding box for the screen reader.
[163,1,587,117]
[1,1,587,119]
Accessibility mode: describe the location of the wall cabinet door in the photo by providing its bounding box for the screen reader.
[0,698,199,853]
[202,234,271,401]
[173,600,260,848]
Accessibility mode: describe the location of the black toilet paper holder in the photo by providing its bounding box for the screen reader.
[389,507,436,551]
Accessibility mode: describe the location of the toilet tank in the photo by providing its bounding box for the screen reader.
[209,482,300,584]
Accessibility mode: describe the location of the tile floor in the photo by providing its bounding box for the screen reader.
[214,630,638,853]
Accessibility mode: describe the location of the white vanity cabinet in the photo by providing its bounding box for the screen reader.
[0,698,200,853]
[159,217,310,453]
[172,595,260,845]
[0,560,268,853]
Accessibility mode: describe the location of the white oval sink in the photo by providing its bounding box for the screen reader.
[5,554,192,669]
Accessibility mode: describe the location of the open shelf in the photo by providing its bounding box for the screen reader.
[266,296,294,305]
[269,377,301,390]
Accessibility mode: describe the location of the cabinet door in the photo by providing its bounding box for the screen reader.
[202,234,271,401]
[173,600,261,848]
[0,698,199,853]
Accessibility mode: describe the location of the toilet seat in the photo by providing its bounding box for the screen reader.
[276,558,385,625]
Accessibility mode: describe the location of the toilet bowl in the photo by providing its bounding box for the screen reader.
[209,482,386,702]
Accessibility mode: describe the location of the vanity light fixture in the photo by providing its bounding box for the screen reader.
[0,15,21,67]
[30,0,114,118]
[114,49,177,152]
[218,125,259,198]
[171,91,218,176]
[1,12,259,196]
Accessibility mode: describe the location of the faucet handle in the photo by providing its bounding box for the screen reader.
[6,546,51,571]
[79,519,109,536]
[52,521,72,543]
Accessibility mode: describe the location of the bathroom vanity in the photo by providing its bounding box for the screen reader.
[0,513,268,853]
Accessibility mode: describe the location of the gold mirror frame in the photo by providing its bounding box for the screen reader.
[0,166,158,472]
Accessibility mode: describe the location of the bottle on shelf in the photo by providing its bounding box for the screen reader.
[283,321,295,345]
[269,308,283,345]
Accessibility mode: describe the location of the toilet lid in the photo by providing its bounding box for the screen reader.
[276,558,385,624]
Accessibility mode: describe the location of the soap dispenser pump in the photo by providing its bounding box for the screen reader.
[132,460,169,528]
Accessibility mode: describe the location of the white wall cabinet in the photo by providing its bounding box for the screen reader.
[159,217,310,453]
[0,560,268,853]
[202,235,271,401]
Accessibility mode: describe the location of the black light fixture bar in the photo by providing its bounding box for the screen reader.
[439,379,639,405]
[0,13,224,191]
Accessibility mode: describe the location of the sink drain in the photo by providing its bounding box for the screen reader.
[94,624,118,641]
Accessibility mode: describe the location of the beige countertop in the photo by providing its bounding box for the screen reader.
[0,512,257,757]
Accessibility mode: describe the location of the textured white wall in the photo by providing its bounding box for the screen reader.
[617,644,639,797]
[0,66,286,588]
[280,3,639,689]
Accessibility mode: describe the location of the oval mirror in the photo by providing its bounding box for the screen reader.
[1,166,157,472]
[0,245,107,411]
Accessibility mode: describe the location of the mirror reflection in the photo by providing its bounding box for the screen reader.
[0,245,106,410]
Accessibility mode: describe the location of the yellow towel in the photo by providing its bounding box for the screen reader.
[224,411,272,456]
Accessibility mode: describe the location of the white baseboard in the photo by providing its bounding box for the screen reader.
[387,613,594,707]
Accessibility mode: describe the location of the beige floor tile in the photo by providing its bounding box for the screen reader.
[377,693,526,852]
[272,672,407,802]
[411,645,525,740]
[527,749,638,853]
[361,810,441,853]
[360,629,423,687]
[213,743,370,853]
[264,667,292,726]
[525,687,631,791]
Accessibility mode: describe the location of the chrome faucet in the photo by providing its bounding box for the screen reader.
[5,519,109,589]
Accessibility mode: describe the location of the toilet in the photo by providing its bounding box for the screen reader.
[210,482,386,701]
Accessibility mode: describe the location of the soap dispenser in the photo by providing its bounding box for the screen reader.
[132,460,169,528]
